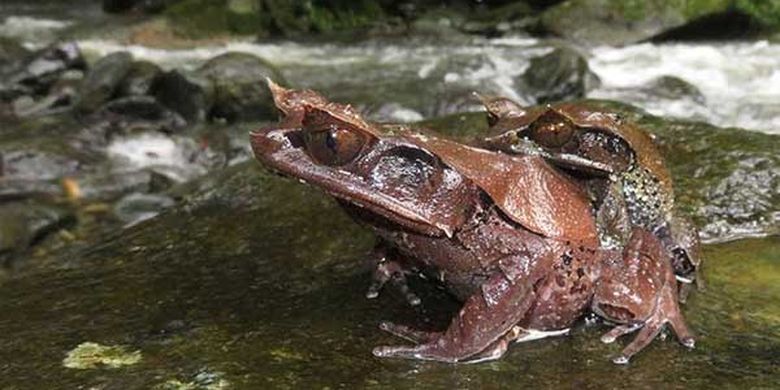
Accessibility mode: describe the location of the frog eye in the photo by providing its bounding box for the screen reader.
[303,125,369,166]
[530,115,575,148]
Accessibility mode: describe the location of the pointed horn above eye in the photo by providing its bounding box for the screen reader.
[266,78,292,111]
[479,95,527,118]
[472,91,490,106]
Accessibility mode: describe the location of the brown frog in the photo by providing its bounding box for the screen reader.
[480,97,703,299]
[251,82,694,364]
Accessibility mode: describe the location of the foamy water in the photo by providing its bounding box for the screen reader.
[106,133,206,182]
[589,41,780,133]
[0,16,71,44]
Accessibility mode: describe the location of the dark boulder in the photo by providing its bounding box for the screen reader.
[517,46,600,104]
[150,70,209,123]
[643,76,706,104]
[97,95,187,131]
[117,60,163,97]
[195,52,285,122]
[77,52,134,113]
[0,200,75,263]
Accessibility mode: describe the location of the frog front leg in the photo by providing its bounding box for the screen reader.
[373,267,539,363]
[593,228,695,364]
[365,245,421,306]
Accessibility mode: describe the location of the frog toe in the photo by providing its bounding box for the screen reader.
[378,321,439,344]
[612,354,630,365]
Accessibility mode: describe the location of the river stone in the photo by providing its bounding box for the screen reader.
[117,60,162,97]
[0,200,75,262]
[518,46,600,104]
[538,0,734,46]
[113,192,175,226]
[11,42,86,95]
[150,70,209,123]
[0,148,82,181]
[643,76,706,104]
[96,95,187,132]
[195,52,285,122]
[77,52,134,113]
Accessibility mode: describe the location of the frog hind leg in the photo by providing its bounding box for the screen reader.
[373,271,538,363]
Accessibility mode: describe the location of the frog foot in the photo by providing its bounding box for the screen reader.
[609,288,695,364]
[373,270,537,363]
[378,321,440,344]
[365,257,421,306]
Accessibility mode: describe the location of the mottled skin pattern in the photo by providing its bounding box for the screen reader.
[480,97,703,299]
[251,83,694,364]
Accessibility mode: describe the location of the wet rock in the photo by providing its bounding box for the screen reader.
[77,52,134,113]
[0,148,82,181]
[0,200,75,262]
[698,156,779,240]
[195,52,285,122]
[150,70,209,123]
[117,60,163,97]
[11,42,85,95]
[97,96,187,132]
[0,37,29,73]
[518,46,600,104]
[538,0,730,46]
[11,71,82,118]
[113,192,175,226]
[643,76,706,104]
[76,96,188,152]
[62,342,141,369]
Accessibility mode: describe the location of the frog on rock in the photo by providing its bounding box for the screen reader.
[251,82,695,364]
[480,97,703,300]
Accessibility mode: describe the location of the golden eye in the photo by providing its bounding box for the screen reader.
[530,113,575,148]
[303,125,368,166]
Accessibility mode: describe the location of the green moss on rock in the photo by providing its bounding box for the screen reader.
[63,342,142,369]
[540,0,779,45]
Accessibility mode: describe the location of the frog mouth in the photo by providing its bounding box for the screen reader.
[250,126,458,237]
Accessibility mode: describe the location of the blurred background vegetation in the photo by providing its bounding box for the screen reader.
[101,0,780,42]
